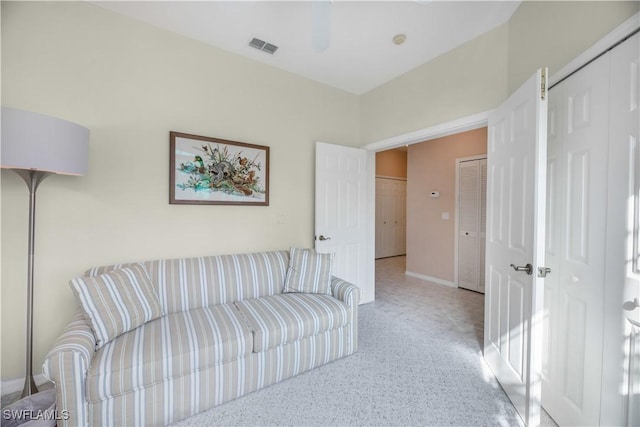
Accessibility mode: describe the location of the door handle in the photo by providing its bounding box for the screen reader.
[538,267,551,278]
[318,235,331,241]
[510,263,533,275]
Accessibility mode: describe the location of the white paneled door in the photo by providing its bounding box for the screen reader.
[315,142,374,304]
[542,45,610,427]
[484,69,548,427]
[603,32,640,427]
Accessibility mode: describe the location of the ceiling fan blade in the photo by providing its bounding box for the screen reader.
[311,1,331,52]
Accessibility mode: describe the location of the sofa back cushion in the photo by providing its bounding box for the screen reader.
[86,251,289,313]
[70,264,164,349]
[283,247,332,294]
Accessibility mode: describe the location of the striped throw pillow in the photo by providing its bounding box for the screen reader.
[283,247,332,294]
[70,264,164,349]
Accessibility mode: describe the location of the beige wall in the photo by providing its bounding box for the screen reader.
[406,128,487,283]
[1,1,360,381]
[2,0,638,384]
[360,24,509,145]
[375,149,407,179]
[507,1,639,93]
[361,1,638,146]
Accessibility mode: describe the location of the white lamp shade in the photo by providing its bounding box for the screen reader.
[1,107,89,176]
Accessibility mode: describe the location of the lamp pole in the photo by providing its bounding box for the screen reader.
[14,169,51,398]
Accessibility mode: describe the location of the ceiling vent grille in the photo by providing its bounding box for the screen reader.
[249,37,278,55]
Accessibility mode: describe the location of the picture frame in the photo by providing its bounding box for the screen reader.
[170,131,269,206]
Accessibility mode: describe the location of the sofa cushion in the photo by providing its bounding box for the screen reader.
[235,293,350,352]
[69,264,164,349]
[283,247,332,294]
[86,251,290,313]
[86,303,252,402]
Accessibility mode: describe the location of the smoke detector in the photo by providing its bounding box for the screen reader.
[249,37,279,55]
[392,34,407,45]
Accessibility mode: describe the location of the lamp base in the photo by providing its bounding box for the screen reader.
[21,373,38,398]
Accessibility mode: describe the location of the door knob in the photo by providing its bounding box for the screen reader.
[538,267,552,278]
[318,235,331,241]
[623,298,640,311]
[510,263,533,275]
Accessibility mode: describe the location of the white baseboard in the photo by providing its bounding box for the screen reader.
[1,374,49,396]
[405,271,456,288]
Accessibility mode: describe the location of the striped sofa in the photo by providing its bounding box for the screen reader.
[42,250,360,426]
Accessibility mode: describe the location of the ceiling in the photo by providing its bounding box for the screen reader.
[93,1,521,95]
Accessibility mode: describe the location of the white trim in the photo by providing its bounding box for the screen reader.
[405,270,456,288]
[550,12,640,87]
[1,374,49,396]
[363,110,492,152]
[366,150,377,304]
[453,155,487,288]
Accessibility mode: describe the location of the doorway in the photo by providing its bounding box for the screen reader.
[374,148,407,261]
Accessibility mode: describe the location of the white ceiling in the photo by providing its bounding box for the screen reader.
[93,1,521,95]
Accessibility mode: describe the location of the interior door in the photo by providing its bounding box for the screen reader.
[603,32,640,427]
[484,69,548,426]
[542,48,610,427]
[315,142,374,303]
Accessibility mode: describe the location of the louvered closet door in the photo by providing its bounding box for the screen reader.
[457,159,486,293]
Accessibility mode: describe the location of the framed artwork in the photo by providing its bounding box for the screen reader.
[170,132,269,205]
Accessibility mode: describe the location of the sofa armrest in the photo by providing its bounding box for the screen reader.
[330,277,359,353]
[330,277,360,307]
[42,312,95,427]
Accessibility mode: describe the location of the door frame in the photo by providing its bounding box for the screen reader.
[453,154,488,288]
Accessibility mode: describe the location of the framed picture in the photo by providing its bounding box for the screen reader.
[170,132,269,205]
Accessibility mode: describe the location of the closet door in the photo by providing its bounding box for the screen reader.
[457,159,486,293]
[602,32,640,427]
[375,178,406,258]
[542,49,610,426]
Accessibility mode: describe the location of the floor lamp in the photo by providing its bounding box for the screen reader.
[1,107,89,398]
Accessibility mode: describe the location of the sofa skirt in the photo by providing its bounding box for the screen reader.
[87,325,352,426]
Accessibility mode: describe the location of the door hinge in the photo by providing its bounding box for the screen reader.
[541,68,547,100]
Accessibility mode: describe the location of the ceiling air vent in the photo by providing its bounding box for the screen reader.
[249,37,279,55]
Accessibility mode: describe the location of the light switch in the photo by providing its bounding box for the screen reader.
[441,212,450,220]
